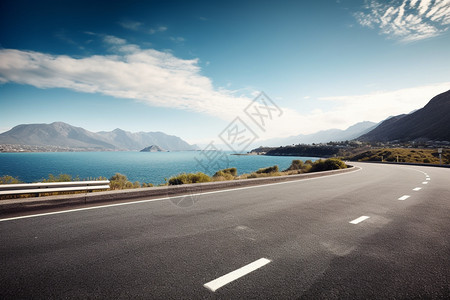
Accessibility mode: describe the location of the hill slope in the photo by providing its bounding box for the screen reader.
[358,90,450,142]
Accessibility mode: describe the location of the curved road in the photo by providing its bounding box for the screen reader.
[1,162,449,299]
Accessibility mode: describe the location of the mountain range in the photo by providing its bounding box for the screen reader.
[259,121,378,146]
[0,122,197,151]
[1,90,448,152]
[358,89,450,142]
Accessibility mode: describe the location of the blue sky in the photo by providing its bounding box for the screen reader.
[1,0,449,145]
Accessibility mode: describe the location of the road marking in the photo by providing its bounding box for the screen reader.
[349,216,370,224]
[204,258,271,292]
[422,181,428,184]
[398,195,410,201]
[0,167,362,222]
[426,178,430,180]
[413,187,422,191]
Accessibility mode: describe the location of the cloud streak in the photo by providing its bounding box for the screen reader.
[355,0,450,42]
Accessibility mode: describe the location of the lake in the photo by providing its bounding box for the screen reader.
[0,151,318,185]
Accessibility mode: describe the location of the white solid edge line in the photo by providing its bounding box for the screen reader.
[413,187,422,191]
[349,216,370,224]
[0,167,361,222]
[398,195,410,201]
[204,258,271,292]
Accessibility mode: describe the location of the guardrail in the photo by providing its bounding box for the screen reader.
[0,180,110,197]
[0,167,359,216]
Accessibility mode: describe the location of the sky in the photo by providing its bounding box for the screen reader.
[0,0,449,147]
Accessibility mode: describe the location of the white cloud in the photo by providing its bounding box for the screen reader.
[318,82,450,125]
[149,26,168,34]
[418,0,432,15]
[0,41,251,122]
[355,0,450,42]
[169,36,185,43]
[103,35,127,45]
[119,20,142,31]
[0,37,448,140]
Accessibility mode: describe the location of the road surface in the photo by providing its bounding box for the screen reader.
[1,162,449,299]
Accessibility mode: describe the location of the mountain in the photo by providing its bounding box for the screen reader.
[358,90,450,142]
[140,145,167,152]
[0,122,197,151]
[260,121,377,146]
[0,122,115,150]
[96,128,196,151]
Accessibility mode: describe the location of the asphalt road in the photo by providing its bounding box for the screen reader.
[1,162,449,299]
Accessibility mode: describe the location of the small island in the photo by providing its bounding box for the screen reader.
[140,145,167,152]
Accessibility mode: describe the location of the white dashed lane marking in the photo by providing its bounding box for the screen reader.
[413,187,422,191]
[204,258,272,292]
[398,195,410,201]
[349,216,370,224]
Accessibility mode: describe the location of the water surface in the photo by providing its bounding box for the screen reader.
[0,151,318,184]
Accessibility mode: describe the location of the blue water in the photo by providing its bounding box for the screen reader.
[0,152,318,185]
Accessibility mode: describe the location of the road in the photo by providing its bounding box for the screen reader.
[1,162,449,299]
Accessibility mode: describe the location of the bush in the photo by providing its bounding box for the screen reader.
[42,174,78,182]
[0,175,22,184]
[285,160,303,171]
[213,167,237,181]
[219,167,237,176]
[256,165,279,174]
[168,172,211,185]
[109,173,138,190]
[310,158,347,172]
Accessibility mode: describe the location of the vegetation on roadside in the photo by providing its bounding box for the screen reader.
[340,148,450,164]
[109,173,153,190]
[0,175,22,184]
[168,172,211,185]
[1,158,349,200]
[212,168,237,181]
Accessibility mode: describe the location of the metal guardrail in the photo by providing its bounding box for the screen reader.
[0,180,110,196]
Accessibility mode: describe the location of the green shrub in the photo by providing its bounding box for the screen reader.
[0,175,22,184]
[133,181,141,189]
[311,158,347,172]
[168,172,211,185]
[213,167,237,181]
[285,160,303,171]
[141,182,154,188]
[42,174,78,182]
[256,165,279,174]
[219,167,237,176]
[109,173,137,190]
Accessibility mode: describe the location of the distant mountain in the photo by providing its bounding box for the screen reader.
[358,90,450,142]
[96,128,196,151]
[140,145,167,152]
[260,121,377,146]
[0,122,197,151]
